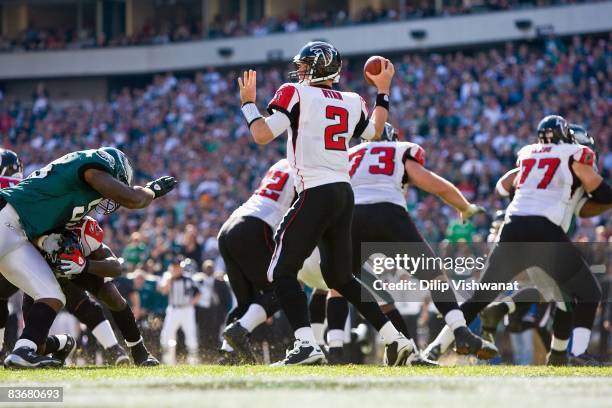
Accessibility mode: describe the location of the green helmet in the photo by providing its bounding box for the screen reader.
[569,124,595,151]
[98,147,134,186]
[96,147,135,214]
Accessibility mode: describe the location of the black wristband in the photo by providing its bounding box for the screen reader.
[375,93,389,110]
[589,180,612,204]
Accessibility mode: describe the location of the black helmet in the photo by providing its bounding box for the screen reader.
[96,147,135,215]
[380,123,399,142]
[537,115,573,144]
[0,148,23,179]
[289,41,342,85]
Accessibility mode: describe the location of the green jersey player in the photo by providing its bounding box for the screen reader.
[0,147,176,368]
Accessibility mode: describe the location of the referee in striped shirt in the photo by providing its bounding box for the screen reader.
[158,259,200,365]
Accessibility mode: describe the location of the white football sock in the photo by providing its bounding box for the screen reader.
[92,320,119,349]
[14,338,37,351]
[239,304,267,333]
[294,327,317,344]
[570,327,591,356]
[550,336,569,352]
[312,323,326,346]
[220,340,234,352]
[0,328,4,350]
[444,309,467,331]
[379,321,401,345]
[327,329,344,348]
[425,325,455,355]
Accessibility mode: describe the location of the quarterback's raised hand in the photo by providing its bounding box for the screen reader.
[145,176,177,199]
[238,70,257,105]
[460,204,486,224]
[365,59,395,94]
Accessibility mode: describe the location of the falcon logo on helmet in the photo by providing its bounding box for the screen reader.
[536,115,573,145]
[0,148,23,179]
[289,41,342,85]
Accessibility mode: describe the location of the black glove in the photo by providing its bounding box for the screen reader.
[145,176,177,199]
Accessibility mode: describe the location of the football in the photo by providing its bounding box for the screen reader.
[364,56,387,85]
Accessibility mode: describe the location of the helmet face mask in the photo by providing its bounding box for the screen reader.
[289,41,342,85]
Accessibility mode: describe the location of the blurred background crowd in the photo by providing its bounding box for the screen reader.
[0,0,602,52]
[0,31,610,364]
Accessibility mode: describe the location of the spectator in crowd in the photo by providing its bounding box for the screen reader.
[158,259,201,365]
[131,270,167,357]
[193,260,232,360]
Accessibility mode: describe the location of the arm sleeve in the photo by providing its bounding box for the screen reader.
[265,111,291,138]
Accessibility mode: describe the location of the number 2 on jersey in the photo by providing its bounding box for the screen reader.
[324,106,348,151]
[255,170,289,201]
[517,157,561,189]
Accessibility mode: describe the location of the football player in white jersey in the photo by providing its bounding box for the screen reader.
[218,159,294,364]
[347,123,498,359]
[239,41,416,366]
[473,124,611,366]
[425,115,611,364]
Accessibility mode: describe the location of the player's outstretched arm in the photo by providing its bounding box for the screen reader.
[87,244,122,278]
[238,70,291,145]
[405,160,483,222]
[364,59,395,140]
[84,169,175,209]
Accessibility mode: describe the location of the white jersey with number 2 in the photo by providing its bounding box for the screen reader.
[267,83,375,192]
[506,142,595,231]
[349,141,425,209]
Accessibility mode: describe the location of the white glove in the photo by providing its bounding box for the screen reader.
[460,204,486,224]
[35,233,63,256]
[54,252,87,279]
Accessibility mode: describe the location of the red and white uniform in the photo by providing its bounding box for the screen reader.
[66,216,104,256]
[506,143,595,230]
[230,159,295,229]
[348,141,425,209]
[267,83,374,192]
[0,176,20,189]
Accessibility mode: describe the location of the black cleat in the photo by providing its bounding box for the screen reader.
[568,353,604,367]
[51,334,76,366]
[454,326,498,360]
[223,322,257,365]
[271,340,326,366]
[384,336,416,366]
[130,341,159,366]
[106,344,130,366]
[4,347,63,369]
[327,347,345,365]
[546,349,569,366]
[479,304,507,337]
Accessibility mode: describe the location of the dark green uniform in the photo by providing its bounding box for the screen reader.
[0,149,120,239]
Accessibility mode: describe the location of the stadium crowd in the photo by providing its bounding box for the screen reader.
[0,0,601,52]
[0,33,610,362]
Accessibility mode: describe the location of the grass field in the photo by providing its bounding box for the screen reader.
[1,365,611,407]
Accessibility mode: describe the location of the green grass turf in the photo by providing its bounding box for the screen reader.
[1,365,610,407]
